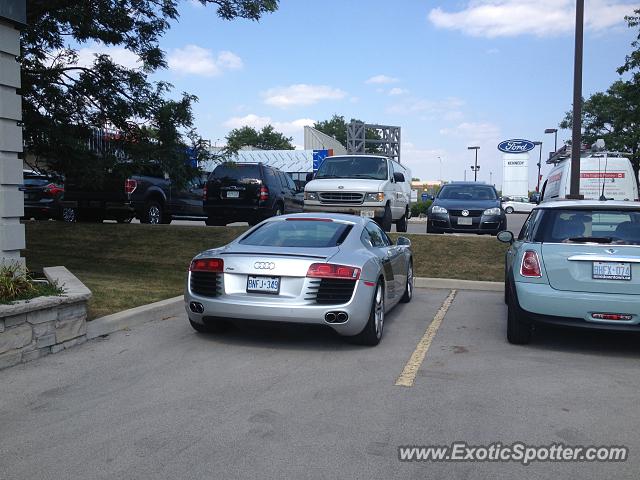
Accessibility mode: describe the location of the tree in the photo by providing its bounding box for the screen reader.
[21,0,278,185]
[313,114,383,153]
[559,9,640,175]
[225,125,294,150]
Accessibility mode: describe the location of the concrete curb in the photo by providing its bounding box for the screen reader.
[86,295,184,339]
[414,277,503,292]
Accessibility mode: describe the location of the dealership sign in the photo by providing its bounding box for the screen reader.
[497,139,535,154]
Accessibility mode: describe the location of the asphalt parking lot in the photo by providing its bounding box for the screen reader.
[2,288,638,479]
[143,213,529,236]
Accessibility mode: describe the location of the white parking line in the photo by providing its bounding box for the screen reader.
[395,289,458,387]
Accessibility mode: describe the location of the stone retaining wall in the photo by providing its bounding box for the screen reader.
[0,266,91,369]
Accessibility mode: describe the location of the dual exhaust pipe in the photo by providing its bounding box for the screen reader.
[189,302,204,314]
[325,311,348,324]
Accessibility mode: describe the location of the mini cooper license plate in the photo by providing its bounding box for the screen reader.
[457,217,473,226]
[247,276,280,294]
[593,262,632,281]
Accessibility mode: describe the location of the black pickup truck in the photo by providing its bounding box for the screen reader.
[61,170,208,224]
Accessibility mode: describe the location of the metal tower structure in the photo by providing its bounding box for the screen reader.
[347,121,401,163]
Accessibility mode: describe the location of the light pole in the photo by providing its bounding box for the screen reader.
[468,146,480,181]
[568,0,584,199]
[533,141,543,192]
[544,128,558,153]
[490,171,493,186]
[437,156,442,183]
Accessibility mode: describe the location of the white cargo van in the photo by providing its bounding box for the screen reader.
[541,152,639,203]
[303,155,412,232]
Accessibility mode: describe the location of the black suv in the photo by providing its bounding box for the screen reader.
[21,170,64,220]
[427,182,506,235]
[204,162,303,226]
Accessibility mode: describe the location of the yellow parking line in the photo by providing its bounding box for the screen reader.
[395,289,458,387]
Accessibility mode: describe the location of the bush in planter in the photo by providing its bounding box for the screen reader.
[411,200,432,218]
[0,263,63,304]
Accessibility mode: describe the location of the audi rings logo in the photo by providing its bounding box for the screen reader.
[254,261,276,270]
[461,210,470,217]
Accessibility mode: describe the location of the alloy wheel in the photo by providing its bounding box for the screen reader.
[149,206,161,224]
[374,284,384,338]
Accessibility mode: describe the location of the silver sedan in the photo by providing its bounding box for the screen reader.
[185,213,414,345]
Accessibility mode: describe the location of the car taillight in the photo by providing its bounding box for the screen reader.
[307,263,361,280]
[592,313,633,321]
[520,250,542,278]
[259,185,269,201]
[124,178,137,195]
[43,183,64,196]
[190,258,224,272]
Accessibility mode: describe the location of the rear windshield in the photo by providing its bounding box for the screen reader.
[23,176,49,186]
[239,220,352,248]
[534,209,640,245]
[315,157,388,180]
[212,164,261,183]
[438,185,497,201]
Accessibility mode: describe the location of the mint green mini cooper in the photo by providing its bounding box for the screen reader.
[498,200,640,344]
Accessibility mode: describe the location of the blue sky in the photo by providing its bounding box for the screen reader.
[80,0,640,188]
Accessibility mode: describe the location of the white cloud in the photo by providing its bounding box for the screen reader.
[262,84,346,108]
[365,74,399,84]
[168,45,243,77]
[439,121,501,146]
[222,114,315,135]
[75,44,141,69]
[428,0,638,38]
[387,96,465,115]
[389,87,409,96]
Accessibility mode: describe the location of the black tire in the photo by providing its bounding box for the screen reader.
[505,206,514,214]
[272,202,284,218]
[507,285,532,344]
[400,261,413,303]
[62,207,77,223]
[379,205,392,232]
[396,211,408,233]
[205,217,227,227]
[144,200,163,225]
[348,280,385,346]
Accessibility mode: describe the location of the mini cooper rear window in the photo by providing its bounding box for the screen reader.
[535,209,640,245]
[240,221,352,248]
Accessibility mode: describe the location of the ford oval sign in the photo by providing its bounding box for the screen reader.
[497,139,535,154]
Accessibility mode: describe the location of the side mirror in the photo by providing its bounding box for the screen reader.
[497,231,514,244]
[393,172,405,183]
[305,172,314,182]
[396,236,411,247]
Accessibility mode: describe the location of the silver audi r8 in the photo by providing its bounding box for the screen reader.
[185,213,414,345]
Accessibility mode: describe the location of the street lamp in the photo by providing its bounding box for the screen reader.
[533,141,543,192]
[468,146,480,181]
[437,156,443,183]
[544,128,558,153]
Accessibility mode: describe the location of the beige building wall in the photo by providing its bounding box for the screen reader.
[0,18,24,266]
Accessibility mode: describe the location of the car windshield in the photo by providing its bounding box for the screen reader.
[315,157,388,180]
[212,164,261,184]
[534,209,640,245]
[239,220,352,248]
[438,185,497,201]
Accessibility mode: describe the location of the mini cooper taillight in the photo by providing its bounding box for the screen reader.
[520,250,542,278]
[307,263,361,280]
[190,258,224,272]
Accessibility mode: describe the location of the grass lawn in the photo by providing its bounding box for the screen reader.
[23,222,507,319]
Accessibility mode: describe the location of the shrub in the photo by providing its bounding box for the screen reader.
[411,200,432,217]
[0,263,63,304]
